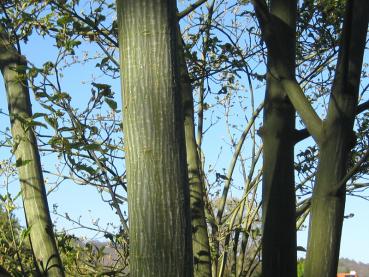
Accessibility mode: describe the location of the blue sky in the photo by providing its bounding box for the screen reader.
[0,0,368,264]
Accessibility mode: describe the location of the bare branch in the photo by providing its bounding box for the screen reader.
[281,79,324,144]
[330,148,369,196]
[216,102,264,224]
[178,0,208,19]
[357,100,369,114]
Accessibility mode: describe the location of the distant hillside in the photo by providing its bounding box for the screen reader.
[338,258,369,277]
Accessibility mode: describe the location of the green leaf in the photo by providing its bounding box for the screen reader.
[48,136,63,147]
[35,92,49,100]
[19,226,32,246]
[75,163,96,175]
[83,143,101,151]
[44,116,58,129]
[57,15,72,26]
[92,82,111,90]
[16,158,32,168]
[92,82,112,97]
[11,64,28,73]
[69,40,81,48]
[21,117,48,131]
[104,97,117,110]
[33,112,47,118]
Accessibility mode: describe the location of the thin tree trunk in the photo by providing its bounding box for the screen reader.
[0,28,64,276]
[258,0,297,276]
[116,1,193,276]
[253,0,369,275]
[304,1,369,276]
[177,27,212,277]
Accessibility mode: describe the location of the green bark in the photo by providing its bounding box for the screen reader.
[304,1,369,276]
[177,28,212,277]
[259,1,297,276]
[0,29,64,276]
[116,1,193,276]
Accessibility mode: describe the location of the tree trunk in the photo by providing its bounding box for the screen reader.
[259,1,297,276]
[116,1,193,276]
[304,1,369,276]
[177,27,212,277]
[0,28,64,276]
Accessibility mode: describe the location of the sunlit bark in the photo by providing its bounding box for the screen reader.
[116,1,193,276]
[0,26,64,276]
